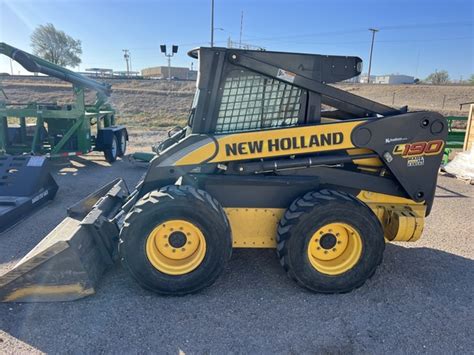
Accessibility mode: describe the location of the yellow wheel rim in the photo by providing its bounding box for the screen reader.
[146,219,206,275]
[307,222,362,275]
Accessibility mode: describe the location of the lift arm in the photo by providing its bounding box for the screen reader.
[227,50,402,118]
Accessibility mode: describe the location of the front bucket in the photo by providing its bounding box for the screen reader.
[0,178,129,302]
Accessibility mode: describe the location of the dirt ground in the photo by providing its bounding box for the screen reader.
[0,138,473,353]
[0,77,473,353]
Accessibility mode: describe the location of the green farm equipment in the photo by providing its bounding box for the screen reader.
[0,42,128,162]
[442,116,467,164]
[0,42,127,233]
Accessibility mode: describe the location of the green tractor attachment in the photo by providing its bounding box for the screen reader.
[0,43,128,233]
[0,42,128,162]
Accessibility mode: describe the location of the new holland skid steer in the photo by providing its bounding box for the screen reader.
[0,47,447,302]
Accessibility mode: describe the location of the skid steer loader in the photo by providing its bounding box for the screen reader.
[0,47,447,302]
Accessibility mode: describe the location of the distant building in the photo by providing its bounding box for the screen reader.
[141,66,197,80]
[374,75,414,84]
[82,69,140,78]
[113,71,140,77]
[358,74,376,84]
[85,68,113,77]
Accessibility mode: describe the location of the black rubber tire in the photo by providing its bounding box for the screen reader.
[104,135,118,163]
[117,130,127,157]
[119,185,232,295]
[277,189,385,293]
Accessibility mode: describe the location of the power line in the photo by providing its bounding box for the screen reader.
[122,49,130,76]
[367,29,379,84]
[275,35,473,46]
[239,21,473,43]
[210,0,215,47]
[239,11,244,48]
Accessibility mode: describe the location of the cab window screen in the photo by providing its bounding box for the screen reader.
[215,70,301,134]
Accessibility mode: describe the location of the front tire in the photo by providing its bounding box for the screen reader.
[277,189,384,293]
[119,185,232,295]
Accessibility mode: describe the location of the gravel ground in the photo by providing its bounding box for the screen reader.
[0,145,473,354]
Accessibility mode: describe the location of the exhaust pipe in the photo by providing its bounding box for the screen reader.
[0,179,129,302]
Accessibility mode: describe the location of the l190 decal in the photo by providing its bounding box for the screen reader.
[393,140,444,158]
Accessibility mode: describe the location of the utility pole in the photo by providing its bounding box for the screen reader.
[239,11,244,48]
[210,0,215,47]
[160,44,178,82]
[122,49,130,76]
[367,28,379,84]
[9,58,13,75]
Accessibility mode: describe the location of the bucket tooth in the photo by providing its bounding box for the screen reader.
[0,178,129,302]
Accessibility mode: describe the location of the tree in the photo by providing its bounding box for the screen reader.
[468,74,474,85]
[425,70,450,85]
[31,23,82,68]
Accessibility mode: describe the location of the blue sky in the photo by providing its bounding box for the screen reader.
[0,0,473,80]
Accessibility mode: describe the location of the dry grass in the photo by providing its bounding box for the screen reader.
[2,77,473,130]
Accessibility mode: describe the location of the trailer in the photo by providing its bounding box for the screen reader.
[0,42,128,162]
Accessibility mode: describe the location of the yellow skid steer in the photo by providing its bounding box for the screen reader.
[0,47,447,302]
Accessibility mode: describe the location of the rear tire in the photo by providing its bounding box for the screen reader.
[277,189,384,293]
[104,135,118,163]
[119,185,232,295]
[117,130,127,157]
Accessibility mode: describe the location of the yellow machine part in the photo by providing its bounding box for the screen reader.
[347,148,383,168]
[357,190,425,242]
[146,219,207,275]
[225,191,426,248]
[306,222,363,275]
[224,208,284,248]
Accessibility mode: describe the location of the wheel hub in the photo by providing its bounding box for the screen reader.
[169,231,187,248]
[319,233,337,250]
[307,222,362,275]
[146,219,206,275]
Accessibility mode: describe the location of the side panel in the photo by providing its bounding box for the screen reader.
[225,190,426,249]
[352,111,448,211]
[175,120,363,165]
[225,208,284,248]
